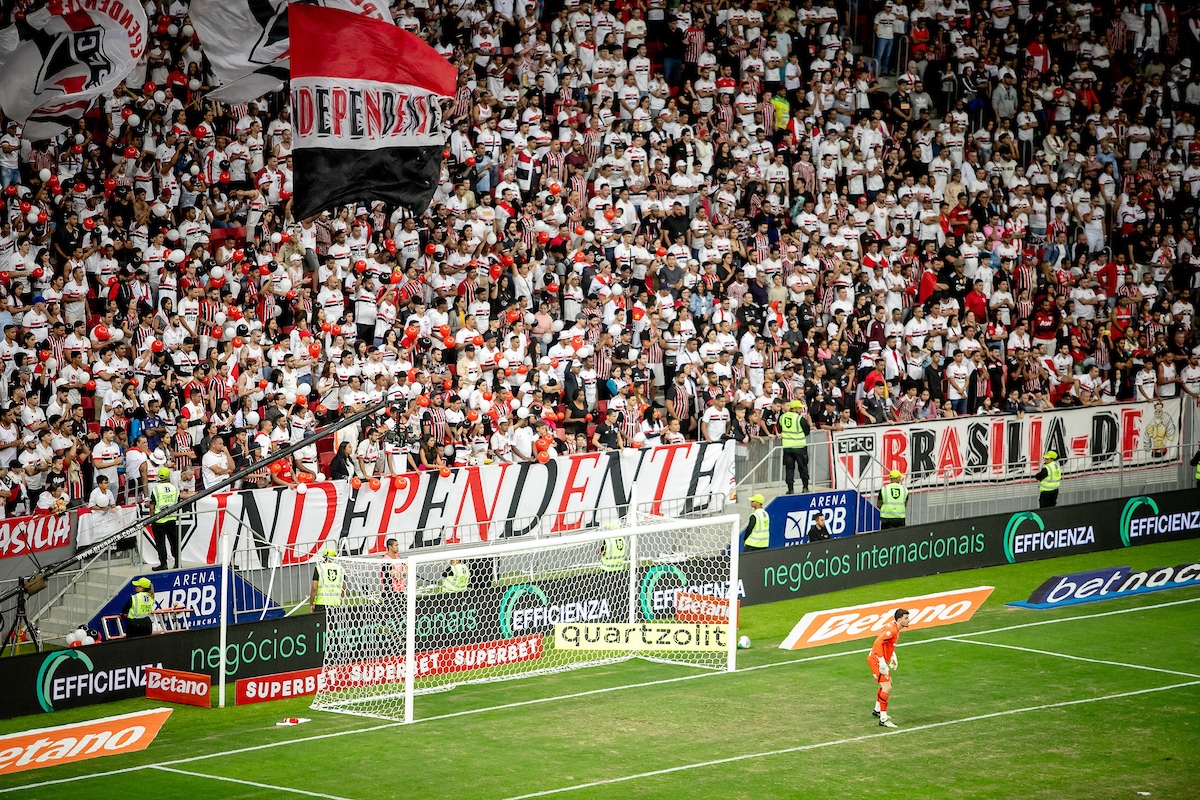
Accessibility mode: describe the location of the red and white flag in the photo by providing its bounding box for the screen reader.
[0,0,148,140]
[288,3,457,219]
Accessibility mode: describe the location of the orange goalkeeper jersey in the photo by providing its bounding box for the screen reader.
[870,620,900,662]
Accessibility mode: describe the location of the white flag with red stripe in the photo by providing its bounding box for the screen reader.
[289,3,457,219]
[0,0,148,140]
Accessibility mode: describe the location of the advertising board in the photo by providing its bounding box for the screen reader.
[767,490,880,548]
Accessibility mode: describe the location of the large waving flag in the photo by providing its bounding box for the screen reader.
[190,0,393,102]
[0,0,148,140]
[288,3,456,219]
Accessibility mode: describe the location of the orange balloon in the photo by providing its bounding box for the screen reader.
[393,475,408,489]
[369,477,381,491]
[439,466,452,478]
[537,450,550,464]
[351,477,363,489]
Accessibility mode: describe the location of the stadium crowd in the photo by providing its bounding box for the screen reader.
[1,0,1200,514]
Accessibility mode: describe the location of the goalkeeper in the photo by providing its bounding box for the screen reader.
[868,608,910,728]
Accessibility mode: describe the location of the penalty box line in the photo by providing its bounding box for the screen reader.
[152,766,357,800]
[949,639,1200,679]
[498,679,1200,800]
[2,594,1197,796]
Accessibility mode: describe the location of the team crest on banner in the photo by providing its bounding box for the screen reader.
[0,0,147,140]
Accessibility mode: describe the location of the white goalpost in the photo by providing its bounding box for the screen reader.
[311,510,742,723]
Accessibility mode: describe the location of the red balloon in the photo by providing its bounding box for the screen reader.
[384,238,396,253]
[439,466,452,478]
[83,217,96,230]
[19,202,30,214]
[443,379,453,390]
[332,325,341,336]
[574,225,585,235]
[537,450,550,464]
[405,325,419,339]
[38,350,50,362]
[439,325,451,337]
[104,177,116,191]
[472,335,484,347]
[506,309,520,324]
[443,335,456,349]
[296,395,308,406]
[537,231,550,244]
[321,322,332,333]
[124,146,137,159]
[535,438,549,452]
[489,264,503,280]
[546,282,559,294]
[482,391,493,401]
[143,81,156,94]
[269,461,283,475]
[467,410,479,422]
[369,477,381,491]
[258,380,268,390]
[504,368,513,377]
[308,342,321,358]
[418,395,431,407]
[232,249,245,262]
[442,148,450,159]
[604,209,616,221]
[259,264,271,276]
[517,365,528,375]
[73,181,86,193]
[151,339,164,353]
[556,411,565,421]
[219,171,230,184]
[95,325,110,341]
[351,477,363,489]
[465,156,476,166]
[656,247,667,257]
[280,232,291,244]
[573,252,586,263]
[585,413,593,422]
[316,404,328,415]
[389,271,402,284]
[549,183,561,195]
[393,475,408,489]
[35,212,48,225]
[502,254,515,267]
[571,336,583,349]
[355,260,367,273]
[230,336,242,348]
[85,380,97,391]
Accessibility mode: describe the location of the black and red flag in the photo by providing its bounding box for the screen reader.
[288,3,457,219]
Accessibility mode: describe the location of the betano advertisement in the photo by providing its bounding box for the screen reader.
[740,489,1200,606]
[831,398,1182,490]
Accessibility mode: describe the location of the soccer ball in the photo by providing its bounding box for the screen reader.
[737,635,751,650]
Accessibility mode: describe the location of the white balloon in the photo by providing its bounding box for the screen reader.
[551,320,564,332]
[284,391,297,404]
[182,24,194,36]
[271,232,282,244]
[525,313,536,326]
[26,211,38,224]
[81,635,95,646]
[127,114,141,127]
[154,90,166,103]
[38,168,51,182]
[295,482,308,495]
[497,357,509,368]
[189,78,200,91]
[246,411,260,426]
[110,329,124,342]
[210,266,224,280]
[517,407,530,419]
[168,249,185,263]
[543,332,554,344]
[189,164,200,176]
[167,23,178,35]
[66,630,81,646]
[611,284,624,296]
[152,203,168,217]
[212,311,227,326]
[317,472,326,482]
[44,358,57,371]
[283,180,293,194]
[486,233,497,245]
[583,231,594,242]
[74,134,84,144]
[165,229,179,241]
[226,326,237,339]
[252,391,265,402]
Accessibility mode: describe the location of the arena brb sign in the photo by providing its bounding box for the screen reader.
[779,587,994,649]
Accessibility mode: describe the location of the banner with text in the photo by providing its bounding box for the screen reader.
[831,399,1183,490]
[169,442,734,568]
[0,512,72,561]
[767,490,880,548]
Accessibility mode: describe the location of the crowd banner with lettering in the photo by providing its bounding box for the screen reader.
[0,512,72,561]
[157,442,736,568]
[831,399,1184,491]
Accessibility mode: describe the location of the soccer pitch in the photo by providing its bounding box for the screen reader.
[2,538,1197,800]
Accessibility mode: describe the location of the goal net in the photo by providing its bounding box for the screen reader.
[311,511,742,722]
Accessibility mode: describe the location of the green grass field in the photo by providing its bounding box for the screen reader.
[2,538,1198,800]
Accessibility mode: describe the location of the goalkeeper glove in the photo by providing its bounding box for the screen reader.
[888,654,898,672]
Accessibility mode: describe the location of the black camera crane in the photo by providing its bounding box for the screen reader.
[0,396,393,653]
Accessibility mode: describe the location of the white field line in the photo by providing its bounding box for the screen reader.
[498,680,1200,800]
[951,639,1200,679]
[2,593,1197,795]
[152,766,356,800]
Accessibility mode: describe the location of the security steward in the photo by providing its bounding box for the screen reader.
[780,399,810,495]
[149,467,180,571]
[122,577,155,637]
[742,494,770,550]
[878,470,908,529]
[309,548,344,612]
[441,558,470,592]
[600,536,627,571]
[1035,450,1061,508]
